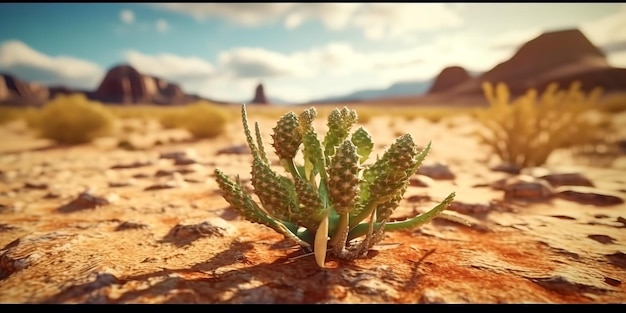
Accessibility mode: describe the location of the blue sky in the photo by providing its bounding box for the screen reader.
[0,3,625,103]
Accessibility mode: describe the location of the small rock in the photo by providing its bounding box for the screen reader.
[605,252,626,269]
[216,144,250,155]
[144,180,183,191]
[115,220,148,231]
[0,223,18,232]
[417,163,455,180]
[0,203,14,214]
[604,277,621,287]
[587,234,616,244]
[23,181,48,190]
[549,215,577,220]
[161,219,235,246]
[58,192,110,213]
[117,139,138,151]
[173,157,197,166]
[447,201,492,216]
[539,173,594,188]
[132,173,151,179]
[555,186,624,206]
[110,161,153,170]
[108,180,137,188]
[155,168,195,177]
[490,163,521,175]
[531,275,608,294]
[159,151,190,160]
[42,191,61,199]
[501,175,554,202]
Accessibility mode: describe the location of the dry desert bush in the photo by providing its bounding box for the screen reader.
[165,101,231,139]
[474,81,611,168]
[25,93,116,144]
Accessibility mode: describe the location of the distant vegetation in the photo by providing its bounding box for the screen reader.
[26,94,116,144]
[474,81,612,168]
[169,101,231,139]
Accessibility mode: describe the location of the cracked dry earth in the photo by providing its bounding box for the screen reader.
[0,113,625,304]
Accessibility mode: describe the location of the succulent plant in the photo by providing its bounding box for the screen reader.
[214,104,460,268]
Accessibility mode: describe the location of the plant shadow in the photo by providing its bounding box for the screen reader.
[39,237,433,304]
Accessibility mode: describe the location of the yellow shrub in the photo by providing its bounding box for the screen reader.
[177,101,230,139]
[29,94,116,144]
[158,108,186,129]
[475,81,609,168]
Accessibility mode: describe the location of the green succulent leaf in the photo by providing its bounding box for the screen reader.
[347,191,456,241]
[351,126,374,163]
[323,107,358,162]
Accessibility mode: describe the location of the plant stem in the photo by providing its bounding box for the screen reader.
[328,212,349,248]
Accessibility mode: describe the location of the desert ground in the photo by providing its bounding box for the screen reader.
[0,106,625,304]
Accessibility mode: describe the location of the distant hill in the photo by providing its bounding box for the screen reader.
[306,79,433,104]
[353,28,626,106]
[445,28,626,97]
[0,64,232,107]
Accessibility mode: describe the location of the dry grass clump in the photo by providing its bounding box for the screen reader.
[27,94,116,144]
[475,81,611,168]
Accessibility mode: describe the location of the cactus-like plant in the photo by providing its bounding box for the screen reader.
[214,104,459,268]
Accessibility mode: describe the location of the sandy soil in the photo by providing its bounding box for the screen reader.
[0,111,625,304]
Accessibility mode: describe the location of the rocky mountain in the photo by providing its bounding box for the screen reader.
[445,28,626,97]
[427,66,471,94]
[249,83,269,105]
[0,64,226,107]
[92,65,190,105]
[0,73,49,106]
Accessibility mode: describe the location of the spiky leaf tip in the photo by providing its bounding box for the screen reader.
[350,126,374,163]
[324,107,358,159]
[299,107,317,133]
[271,112,302,160]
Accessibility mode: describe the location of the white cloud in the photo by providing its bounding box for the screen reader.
[0,40,104,89]
[352,3,463,40]
[217,47,312,79]
[153,3,463,41]
[155,19,169,33]
[124,50,215,83]
[607,51,626,67]
[284,4,360,30]
[120,9,135,24]
[580,3,626,66]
